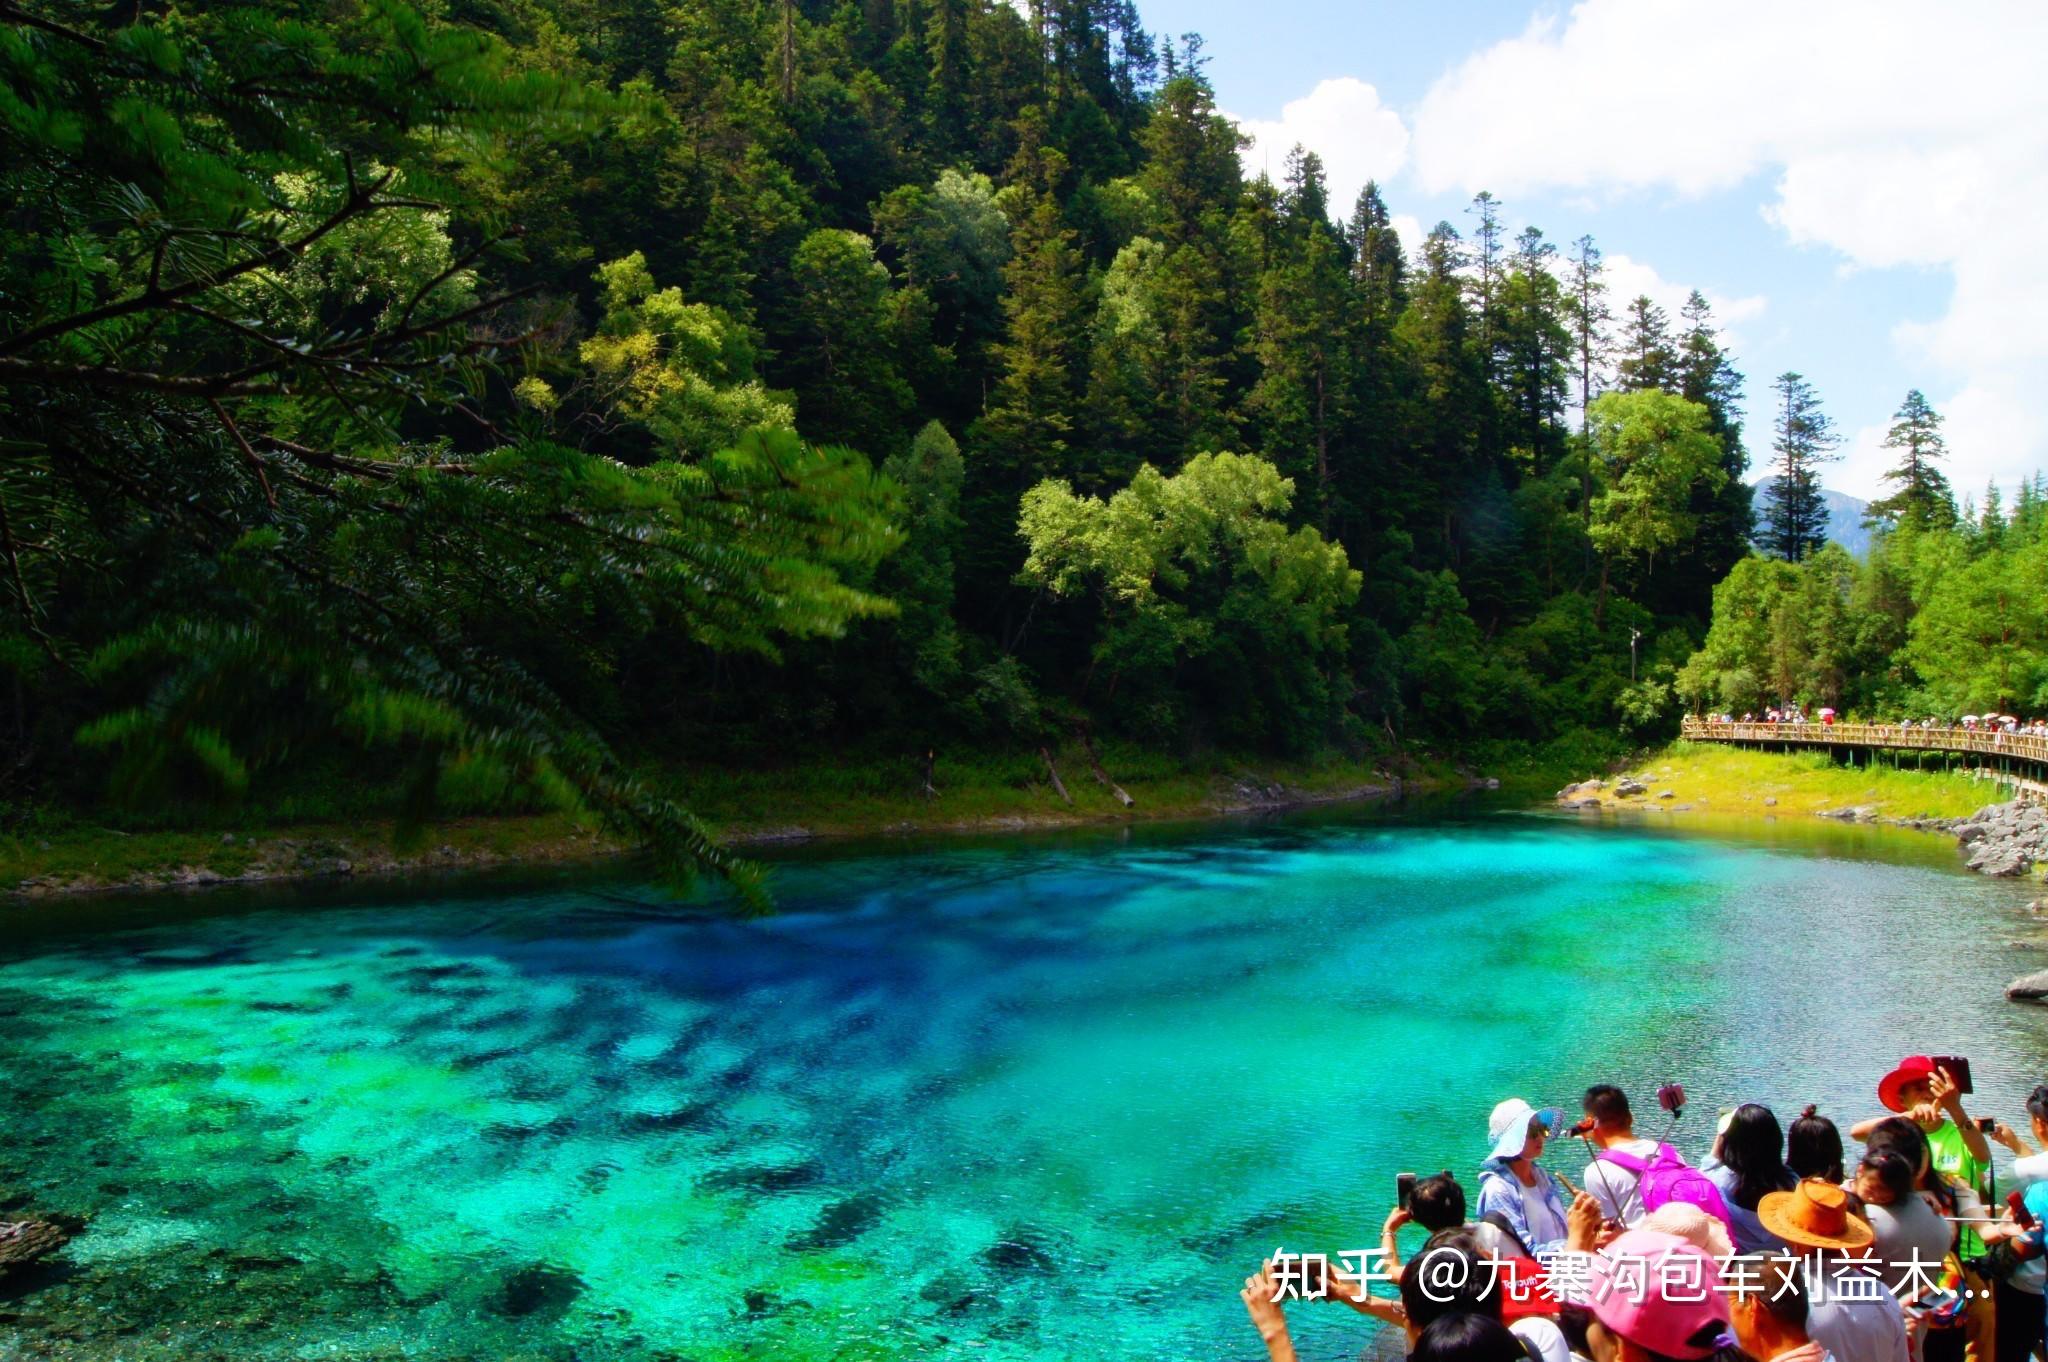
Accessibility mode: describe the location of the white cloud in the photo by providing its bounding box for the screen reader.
[1599,251,1766,346]
[1408,0,2048,498]
[1225,77,1410,216]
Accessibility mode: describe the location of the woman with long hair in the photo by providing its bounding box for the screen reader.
[1705,1103,1798,1252]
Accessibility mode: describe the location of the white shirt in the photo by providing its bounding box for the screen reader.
[1511,1316,1572,1362]
[1582,1137,1661,1225]
[1521,1175,1567,1249]
[2006,1150,2048,1293]
[1807,1262,1911,1362]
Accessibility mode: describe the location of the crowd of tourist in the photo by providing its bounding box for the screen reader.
[1696,712,2048,736]
[1242,1058,2048,1362]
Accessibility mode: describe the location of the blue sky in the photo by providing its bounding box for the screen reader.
[1137,0,2046,503]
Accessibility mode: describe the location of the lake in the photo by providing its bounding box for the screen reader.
[2,807,2045,1361]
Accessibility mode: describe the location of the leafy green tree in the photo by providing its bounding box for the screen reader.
[1584,391,1727,615]
[784,228,917,450]
[1016,452,1360,748]
[572,252,794,455]
[877,420,967,699]
[1758,371,1840,561]
[1907,541,2048,713]
[0,0,904,894]
[1864,389,1956,532]
[872,167,1013,384]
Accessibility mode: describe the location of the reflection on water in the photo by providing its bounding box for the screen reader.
[0,811,2044,1360]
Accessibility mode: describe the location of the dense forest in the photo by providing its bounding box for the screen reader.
[0,0,2019,876]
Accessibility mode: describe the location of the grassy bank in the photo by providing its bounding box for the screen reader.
[1561,740,2008,821]
[1,744,1465,898]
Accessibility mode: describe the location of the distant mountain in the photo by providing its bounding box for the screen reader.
[1752,478,1872,558]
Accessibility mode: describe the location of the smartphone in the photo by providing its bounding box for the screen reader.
[1933,1056,1975,1094]
[1979,1116,2000,1135]
[1397,1172,1418,1211]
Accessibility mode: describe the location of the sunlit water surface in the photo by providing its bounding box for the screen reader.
[3,809,2046,1361]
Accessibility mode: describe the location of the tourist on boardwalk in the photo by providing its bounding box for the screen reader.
[1703,1104,1798,1253]
[1477,1099,1575,1258]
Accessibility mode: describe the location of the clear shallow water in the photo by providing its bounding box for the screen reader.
[2,810,2046,1362]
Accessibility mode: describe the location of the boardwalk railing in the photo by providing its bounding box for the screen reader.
[1680,717,2048,768]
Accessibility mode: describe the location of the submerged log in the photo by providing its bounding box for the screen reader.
[0,1219,70,1272]
[1039,746,1073,805]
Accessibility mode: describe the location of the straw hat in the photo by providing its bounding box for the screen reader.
[1756,1178,1875,1252]
[1640,1202,1736,1261]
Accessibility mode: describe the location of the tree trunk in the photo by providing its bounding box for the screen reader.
[1040,746,1072,805]
[1077,729,1134,807]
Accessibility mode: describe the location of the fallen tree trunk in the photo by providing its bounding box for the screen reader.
[1039,746,1073,805]
[1077,730,1134,807]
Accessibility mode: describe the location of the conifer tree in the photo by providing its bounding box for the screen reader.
[1759,372,1841,561]
[1616,295,1675,392]
[1864,389,1956,531]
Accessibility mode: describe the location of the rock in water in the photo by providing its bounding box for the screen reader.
[0,1219,70,1272]
[2008,970,2048,1002]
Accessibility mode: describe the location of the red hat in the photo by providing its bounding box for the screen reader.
[1878,1055,1936,1113]
[1497,1256,1560,1321]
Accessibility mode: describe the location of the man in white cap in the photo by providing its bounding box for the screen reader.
[1476,1097,1574,1258]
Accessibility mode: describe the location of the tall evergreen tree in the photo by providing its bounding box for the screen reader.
[1466,191,1505,385]
[1247,148,1352,524]
[1615,295,1675,392]
[1565,235,1612,434]
[1759,372,1841,561]
[1864,389,1956,531]
[1494,227,1571,472]
[1656,291,1754,612]
[1349,182,1407,327]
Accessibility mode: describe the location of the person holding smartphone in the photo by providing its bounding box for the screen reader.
[1850,1056,1994,1243]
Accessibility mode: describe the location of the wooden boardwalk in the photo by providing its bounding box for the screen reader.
[1680,717,2048,787]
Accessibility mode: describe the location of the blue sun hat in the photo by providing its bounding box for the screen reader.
[1487,1098,1562,1161]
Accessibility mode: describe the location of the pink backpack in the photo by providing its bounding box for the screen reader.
[1594,1143,1736,1231]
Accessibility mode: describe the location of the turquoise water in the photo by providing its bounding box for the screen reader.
[3,810,2047,1361]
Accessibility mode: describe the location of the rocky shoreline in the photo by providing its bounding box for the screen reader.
[1557,774,2046,875]
[1558,774,2048,1005]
